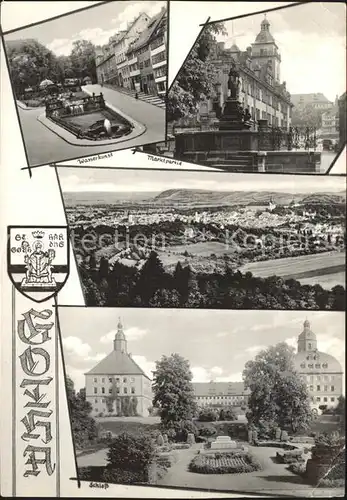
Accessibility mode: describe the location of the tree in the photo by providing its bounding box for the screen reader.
[6,39,60,96]
[291,104,324,129]
[152,353,197,429]
[69,39,97,82]
[135,251,168,305]
[243,342,311,433]
[167,22,227,121]
[66,376,98,448]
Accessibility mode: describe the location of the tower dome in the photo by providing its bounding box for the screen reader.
[254,16,275,43]
[297,319,317,353]
[113,318,127,353]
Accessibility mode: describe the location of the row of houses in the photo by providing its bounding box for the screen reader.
[95,7,167,98]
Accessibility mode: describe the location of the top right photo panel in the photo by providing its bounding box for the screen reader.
[164,2,346,174]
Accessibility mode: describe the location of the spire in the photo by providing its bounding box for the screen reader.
[113,318,127,353]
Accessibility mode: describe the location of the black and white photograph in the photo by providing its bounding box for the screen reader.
[2,1,168,167]
[58,307,345,496]
[58,167,346,310]
[152,2,346,173]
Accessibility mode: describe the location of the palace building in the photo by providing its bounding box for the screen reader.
[193,381,250,408]
[294,320,343,412]
[85,320,153,417]
[205,16,293,129]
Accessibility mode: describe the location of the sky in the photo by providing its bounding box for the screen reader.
[57,167,346,194]
[57,308,345,391]
[4,1,165,56]
[215,2,346,102]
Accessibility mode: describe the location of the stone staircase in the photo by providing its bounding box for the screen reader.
[104,83,166,109]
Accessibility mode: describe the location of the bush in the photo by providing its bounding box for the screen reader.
[288,462,306,476]
[276,449,304,464]
[157,434,164,446]
[106,432,156,474]
[198,408,219,422]
[102,467,145,484]
[199,424,217,438]
[189,452,262,474]
[171,443,191,450]
[167,420,198,442]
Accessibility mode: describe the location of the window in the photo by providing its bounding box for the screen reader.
[116,388,120,394]
[144,59,151,68]
[323,397,328,402]
[101,387,105,394]
[123,377,127,383]
[109,378,112,383]
[317,385,320,391]
[157,81,166,92]
[95,399,98,403]
[131,387,135,394]
[315,364,321,369]
[94,387,97,394]
[324,385,328,392]
[316,397,321,402]
[130,377,135,383]
[109,388,112,394]
[308,343,312,349]
[124,387,128,394]
[102,378,105,383]
[152,51,166,65]
[150,36,164,51]
[154,65,167,79]
[93,378,97,383]
[309,385,313,391]
[331,386,335,392]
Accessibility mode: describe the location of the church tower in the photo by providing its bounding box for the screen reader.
[297,319,318,353]
[113,318,127,353]
[251,16,281,83]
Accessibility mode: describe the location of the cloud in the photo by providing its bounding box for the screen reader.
[62,336,106,363]
[216,371,243,383]
[285,336,297,349]
[47,27,117,56]
[245,345,267,355]
[100,327,148,344]
[211,366,223,376]
[111,1,164,30]
[66,365,86,392]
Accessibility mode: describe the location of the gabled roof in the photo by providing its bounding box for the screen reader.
[127,8,166,54]
[85,350,150,379]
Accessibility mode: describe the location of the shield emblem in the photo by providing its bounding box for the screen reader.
[8,226,70,302]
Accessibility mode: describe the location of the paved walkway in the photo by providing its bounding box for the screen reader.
[156,443,344,497]
[18,84,165,167]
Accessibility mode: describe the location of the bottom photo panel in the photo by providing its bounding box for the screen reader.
[57,307,345,497]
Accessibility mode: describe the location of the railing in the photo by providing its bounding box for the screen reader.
[258,126,317,151]
[45,94,105,118]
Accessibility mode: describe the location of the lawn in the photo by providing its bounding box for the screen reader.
[97,416,160,436]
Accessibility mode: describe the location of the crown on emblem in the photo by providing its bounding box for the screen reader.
[32,230,45,239]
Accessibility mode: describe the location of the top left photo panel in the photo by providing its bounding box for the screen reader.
[1,1,168,167]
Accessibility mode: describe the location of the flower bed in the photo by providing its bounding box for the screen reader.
[189,452,261,474]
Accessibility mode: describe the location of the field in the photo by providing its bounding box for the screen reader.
[240,251,345,289]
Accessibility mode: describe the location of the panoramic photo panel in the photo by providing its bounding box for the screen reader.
[3,0,168,167]
[151,2,346,173]
[57,167,346,310]
[57,307,345,495]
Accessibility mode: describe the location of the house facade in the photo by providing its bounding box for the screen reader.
[294,320,343,412]
[206,17,293,129]
[193,381,250,408]
[85,320,153,417]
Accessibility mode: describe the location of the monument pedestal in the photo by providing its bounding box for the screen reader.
[219,98,250,131]
[21,278,56,289]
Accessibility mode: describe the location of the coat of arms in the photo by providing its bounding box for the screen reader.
[8,226,69,302]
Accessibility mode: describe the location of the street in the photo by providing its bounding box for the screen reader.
[18,84,166,167]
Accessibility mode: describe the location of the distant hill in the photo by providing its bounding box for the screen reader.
[64,189,346,207]
[152,189,346,207]
[64,191,158,206]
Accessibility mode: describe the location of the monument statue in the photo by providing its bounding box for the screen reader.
[21,239,56,287]
[227,61,240,99]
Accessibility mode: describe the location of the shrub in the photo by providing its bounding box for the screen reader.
[189,452,262,474]
[288,462,306,476]
[171,443,191,450]
[106,432,156,474]
[167,420,198,442]
[198,408,219,422]
[276,449,304,464]
[199,424,217,438]
[102,467,145,484]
